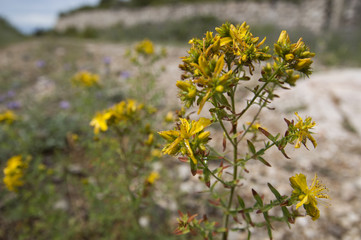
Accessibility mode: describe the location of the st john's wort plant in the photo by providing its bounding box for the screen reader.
[159,22,329,240]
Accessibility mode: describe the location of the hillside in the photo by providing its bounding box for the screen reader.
[0,16,24,47]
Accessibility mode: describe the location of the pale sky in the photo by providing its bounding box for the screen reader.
[0,0,99,34]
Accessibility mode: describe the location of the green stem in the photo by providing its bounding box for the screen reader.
[199,158,228,186]
[236,66,282,121]
[237,84,274,144]
[217,114,236,148]
[222,87,238,240]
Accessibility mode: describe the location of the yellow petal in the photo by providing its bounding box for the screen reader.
[197,89,212,115]
[214,55,225,77]
[184,139,197,164]
[158,130,179,141]
[220,37,232,46]
[163,137,182,155]
[296,195,308,209]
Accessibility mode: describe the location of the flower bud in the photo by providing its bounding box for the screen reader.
[295,58,313,71]
[278,30,290,45]
[285,53,294,61]
[215,85,224,93]
[176,80,191,91]
[164,111,174,123]
[301,51,316,58]
[187,88,197,98]
[265,63,272,71]
[198,131,210,141]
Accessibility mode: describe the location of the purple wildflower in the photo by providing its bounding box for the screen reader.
[7,101,21,110]
[7,90,15,98]
[120,71,130,79]
[103,56,111,65]
[59,101,70,109]
[36,60,46,68]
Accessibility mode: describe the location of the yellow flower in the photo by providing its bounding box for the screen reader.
[289,173,329,220]
[0,110,17,124]
[110,99,144,122]
[293,112,317,148]
[151,149,162,158]
[145,133,154,146]
[146,171,160,184]
[158,117,211,164]
[71,70,99,87]
[90,111,112,134]
[136,39,154,55]
[3,155,29,192]
[246,122,265,132]
[164,111,174,123]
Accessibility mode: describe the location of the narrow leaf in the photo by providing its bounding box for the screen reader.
[252,189,263,206]
[247,140,256,154]
[223,134,227,152]
[257,156,271,167]
[258,127,274,141]
[237,195,245,208]
[267,183,281,200]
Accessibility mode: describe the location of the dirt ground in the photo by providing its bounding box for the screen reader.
[1,40,360,240]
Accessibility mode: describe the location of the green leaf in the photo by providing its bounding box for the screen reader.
[281,207,292,228]
[263,212,273,240]
[252,189,263,206]
[190,157,197,176]
[237,195,253,225]
[247,140,256,154]
[258,127,274,141]
[257,156,271,167]
[267,183,281,200]
[215,93,231,108]
[237,195,245,208]
[204,167,211,188]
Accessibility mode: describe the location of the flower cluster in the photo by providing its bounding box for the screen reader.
[158,117,211,164]
[275,31,315,76]
[0,110,17,124]
[71,70,100,87]
[286,112,317,149]
[3,155,29,192]
[177,22,271,113]
[262,31,316,87]
[135,39,154,56]
[90,99,145,134]
[289,173,329,220]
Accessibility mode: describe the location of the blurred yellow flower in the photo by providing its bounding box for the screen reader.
[146,171,160,184]
[0,110,17,124]
[136,39,154,55]
[246,122,266,132]
[145,133,154,146]
[164,111,174,123]
[90,99,148,135]
[290,173,329,220]
[71,70,100,87]
[3,155,29,192]
[90,111,112,134]
[151,149,162,158]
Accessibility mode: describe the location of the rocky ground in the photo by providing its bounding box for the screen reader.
[1,40,360,239]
